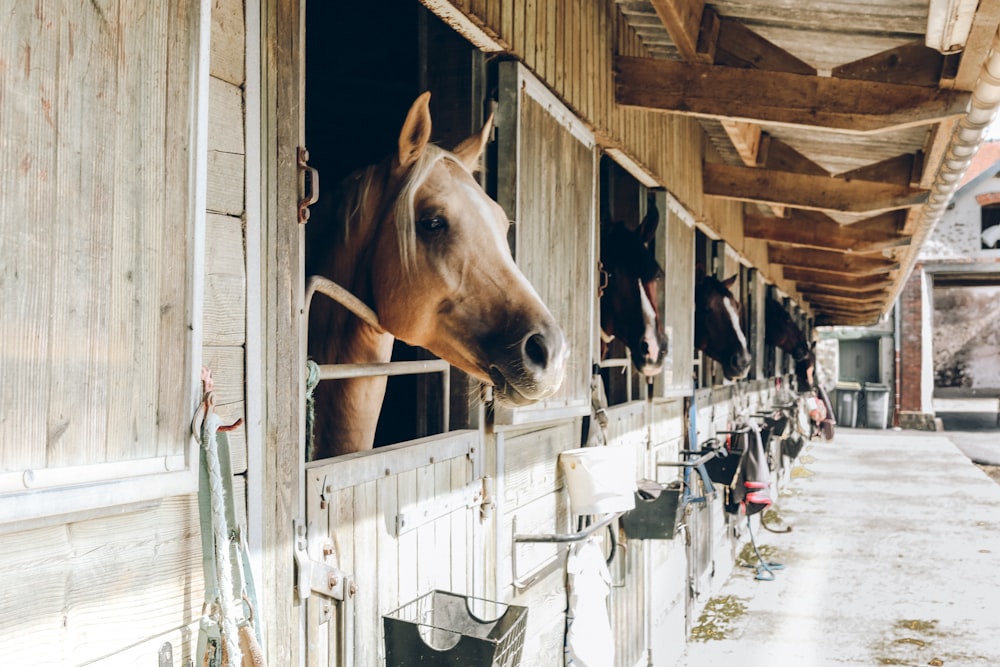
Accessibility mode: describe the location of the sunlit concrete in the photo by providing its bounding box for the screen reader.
[674,428,1000,666]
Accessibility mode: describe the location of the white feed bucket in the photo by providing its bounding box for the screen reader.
[559,447,636,515]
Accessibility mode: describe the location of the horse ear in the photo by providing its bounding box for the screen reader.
[452,112,493,172]
[722,274,738,289]
[638,201,659,246]
[398,92,433,170]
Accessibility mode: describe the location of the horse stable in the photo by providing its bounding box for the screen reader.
[2,0,999,665]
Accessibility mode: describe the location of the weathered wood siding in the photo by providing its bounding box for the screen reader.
[0,0,248,663]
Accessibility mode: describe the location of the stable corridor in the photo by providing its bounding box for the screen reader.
[675,429,1000,666]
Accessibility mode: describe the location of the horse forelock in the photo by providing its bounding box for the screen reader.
[392,144,461,271]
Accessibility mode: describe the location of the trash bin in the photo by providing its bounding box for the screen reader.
[864,382,891,429]
[835,382,862,428]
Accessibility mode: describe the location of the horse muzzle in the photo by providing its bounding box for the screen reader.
[487,322,568,405]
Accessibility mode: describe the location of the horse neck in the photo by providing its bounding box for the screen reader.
[308,164,397,457]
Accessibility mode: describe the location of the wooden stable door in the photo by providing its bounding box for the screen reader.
[301,432,491,667]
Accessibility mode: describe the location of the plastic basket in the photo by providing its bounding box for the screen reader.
[621,480,683,539]
[383,590,528,667]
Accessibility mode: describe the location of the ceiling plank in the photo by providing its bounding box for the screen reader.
[615,56,971,132]
[782,267,894,289]
[704,163,930,213]
[768,245,899,275]
[831,41,946,88]
[744,210,912,252]
[648,0,706,63]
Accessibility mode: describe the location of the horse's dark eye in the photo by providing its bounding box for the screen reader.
[418,215,448,233]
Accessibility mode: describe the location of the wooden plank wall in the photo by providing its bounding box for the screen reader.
[0,0,248,663]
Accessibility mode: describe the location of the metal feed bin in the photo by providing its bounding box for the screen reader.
[383,590,528,667]
[835,382,862,428]
[864,382,891,429]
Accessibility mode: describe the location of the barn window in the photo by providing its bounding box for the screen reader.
[0,1,211,524]
[981,203,1000,250]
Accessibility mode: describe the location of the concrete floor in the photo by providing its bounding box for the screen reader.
[674,428,1000,667]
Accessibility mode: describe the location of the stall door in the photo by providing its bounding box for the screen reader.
[301,432,490,666]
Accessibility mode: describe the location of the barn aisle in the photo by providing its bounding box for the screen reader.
[674,429,1000,666]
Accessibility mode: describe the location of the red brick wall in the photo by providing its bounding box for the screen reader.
[899,265,924,411]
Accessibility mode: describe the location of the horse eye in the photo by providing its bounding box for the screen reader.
[418,215,448,233]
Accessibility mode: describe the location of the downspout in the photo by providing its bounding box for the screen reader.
[888,27,1000,307]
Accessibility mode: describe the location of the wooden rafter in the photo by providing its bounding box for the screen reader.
[832,41,947,88]
[648,0,706,63]
[804,292,887,306]
[839,153,921,187]
[615,56,971,132]
[795,283,892,301]
[744,210,911,253]
[704,163,929,214]
[782,267,893,289]
[768,246,898,275]
[711,16,816,74]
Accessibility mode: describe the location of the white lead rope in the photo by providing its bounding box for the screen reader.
[200,409,243,667]
[305,274,384,334]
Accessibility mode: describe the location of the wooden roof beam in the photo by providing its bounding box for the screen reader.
[648,0,708,63]
[615,56,971,132]
[804,292,887,306]
[796,283,892,301]
[782,267,894,289]
[744,210,912,253]
[768,246,899,276]
[705,163,929,214]
[832,41,950,88]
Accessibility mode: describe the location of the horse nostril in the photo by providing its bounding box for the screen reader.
[524,332,549,368]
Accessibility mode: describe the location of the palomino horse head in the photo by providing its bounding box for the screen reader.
[765,298,815,390]
[694,271,752,380]
[307,93,568,456]
[599,203,668,376]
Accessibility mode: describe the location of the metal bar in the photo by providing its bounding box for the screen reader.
[317,359,450,380]
[657,448,722,468]
[513,511,621,543]
[511,512,624,589]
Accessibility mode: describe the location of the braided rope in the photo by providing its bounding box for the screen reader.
[201,409,243,667]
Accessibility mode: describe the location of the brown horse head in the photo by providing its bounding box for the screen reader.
[695,271,752,380]
[765,298,815,390]
[599,203,668,376]
[307,93,568,456]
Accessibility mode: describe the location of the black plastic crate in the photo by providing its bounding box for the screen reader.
[621,480,683,539]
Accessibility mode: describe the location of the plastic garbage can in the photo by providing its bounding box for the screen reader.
[864,382,891,429]
[835,382,862,428]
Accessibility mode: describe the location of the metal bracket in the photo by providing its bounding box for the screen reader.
[394,476,491,536]
[293,518,353,602]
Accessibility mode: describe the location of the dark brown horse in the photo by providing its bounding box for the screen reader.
[599,202,669,377]
[306,93,568,458]
[694,271,752,380]
[765,298,815,391]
